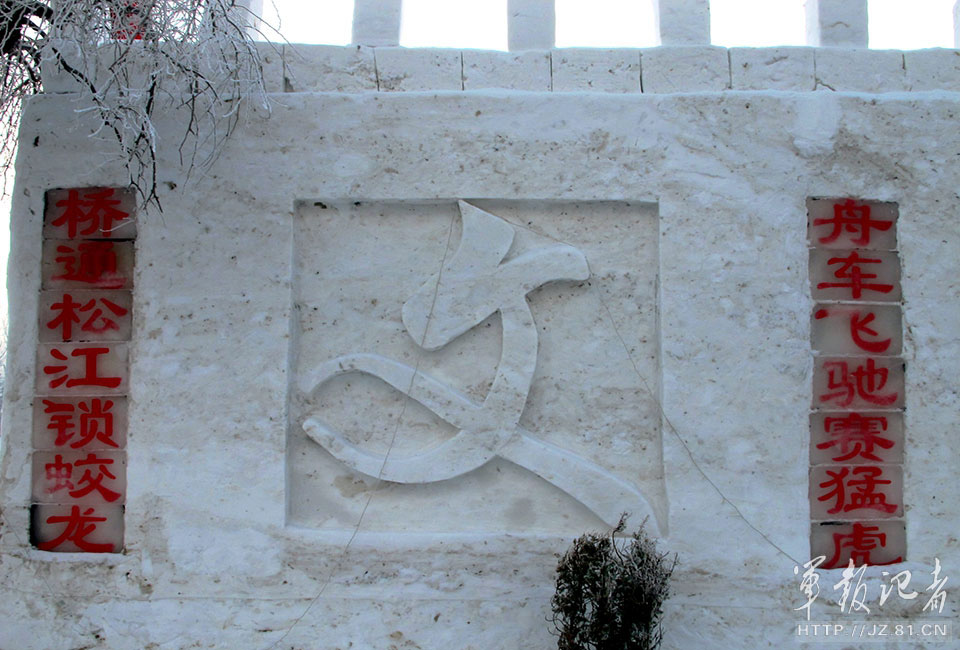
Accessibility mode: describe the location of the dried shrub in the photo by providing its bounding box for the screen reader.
[551,514,676,650]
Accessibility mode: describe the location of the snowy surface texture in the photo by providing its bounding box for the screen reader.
[1,44,959,649]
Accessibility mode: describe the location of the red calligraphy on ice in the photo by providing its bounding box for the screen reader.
[813,199,893,247]
[43,347,122,390]
[817,251,894,300]
[69,453,121,502]
[42,398,118,449]
[37,505,113,552]
[817,413,894,462]
[826,523,902,569]
[46,294,128,341]
[52,242,123,288]
[43,400,75,446]
[52,188,130,238]
[111,2,147,40]
[817,466,898,515]
[43,454,74,493]
[819,359,898,408]
[815,308,892,354]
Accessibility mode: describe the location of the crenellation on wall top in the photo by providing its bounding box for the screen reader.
[255,44,960,96]
[956,0,960,49]
[655,0,711,46]
[40,44,960,96]
[352,0,402,47]
[344,0,958,51]
[38,0,960,95]
[805,0,868,48]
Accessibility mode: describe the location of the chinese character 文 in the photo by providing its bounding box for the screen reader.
[813,199,894,248]
[51,188,130,239]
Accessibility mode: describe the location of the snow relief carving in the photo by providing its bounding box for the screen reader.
[300,201,659,531]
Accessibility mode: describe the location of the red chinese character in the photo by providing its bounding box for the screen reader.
[43,399,75,446]
[37,505,114,552]
[69,453,121,502]
[848,312,891,354]
[42,398,118,448]
[44,454,75,493]
[813,200,893,247]
[47,294,128,341]
[817,251,894,300]
[817,413,894,462]
[77,399,118,448]
[112,2,147,40]
[81,297,127,335]
[46,293,82,341]
[814,308,892,354]
[43,347,123,390]
[826,523,901,569]
[52,242,123,288]
[52,188,130,238]
[818,466,897,515]
[819,359,898,407]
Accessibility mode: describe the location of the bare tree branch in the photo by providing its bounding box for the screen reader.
[0,0,280,211]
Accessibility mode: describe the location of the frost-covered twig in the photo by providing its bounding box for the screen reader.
[0,0,279,210]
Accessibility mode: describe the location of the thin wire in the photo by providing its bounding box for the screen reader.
[496,212,801,566]
[594,296,801,566]
[265,209,459,650]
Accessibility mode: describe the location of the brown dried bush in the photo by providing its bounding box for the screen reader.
[551,514,676,650]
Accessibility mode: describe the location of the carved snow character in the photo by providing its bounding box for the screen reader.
[302,201,659,531]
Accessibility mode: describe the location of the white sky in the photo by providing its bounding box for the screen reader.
[2,0,958,320]
[261,0,959,49]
